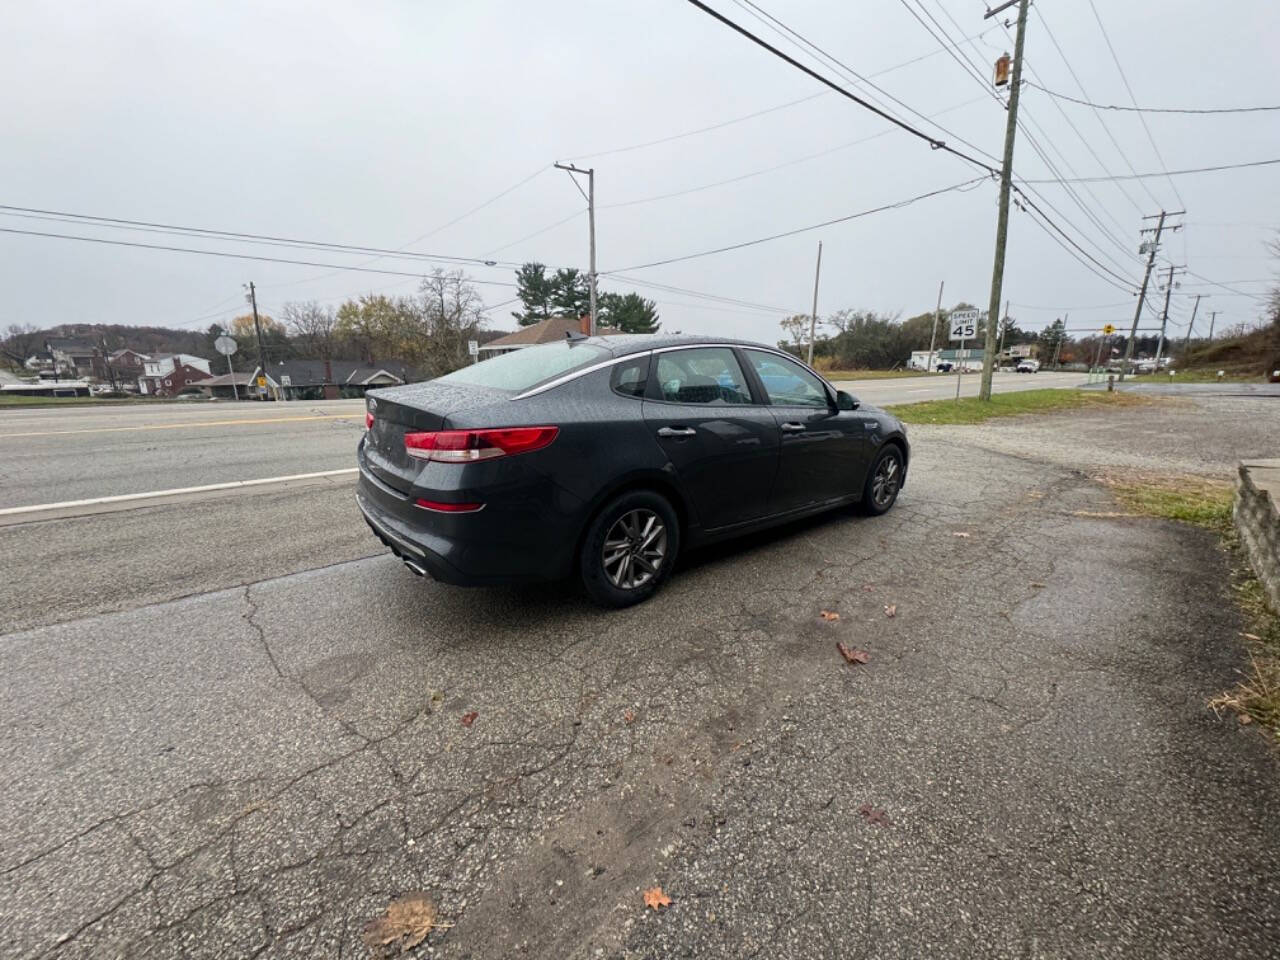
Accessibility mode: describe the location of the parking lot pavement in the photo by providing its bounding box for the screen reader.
[3,399,1280,959]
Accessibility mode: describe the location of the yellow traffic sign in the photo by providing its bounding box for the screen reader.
[1102,324,1115,335]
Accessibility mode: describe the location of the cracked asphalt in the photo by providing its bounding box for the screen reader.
[3,394,1279,958]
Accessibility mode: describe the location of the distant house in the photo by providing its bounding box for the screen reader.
[478,315,622,357]
[184,371,257,400]
[248,359,415,400]
[44,337,103,378]
[108,348,150,375]
[138,354,213,397]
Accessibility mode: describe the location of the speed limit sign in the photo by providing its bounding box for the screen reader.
[949,310,980,340]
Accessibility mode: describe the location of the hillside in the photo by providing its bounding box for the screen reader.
[1181,322,1280,378]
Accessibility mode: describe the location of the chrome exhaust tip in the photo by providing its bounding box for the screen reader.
[403,558,427,577]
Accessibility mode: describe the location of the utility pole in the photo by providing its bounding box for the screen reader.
[996,298,1010,361]
[1181,293,1203,350]
[1119,210,1182,381]
[554,162,597,335]
[978,0,1030,402]
[1207,310,1219,341]
[1153,265,1185,371]
[246,281,271,401]
[806,241,823,365]
[927,280,945,372]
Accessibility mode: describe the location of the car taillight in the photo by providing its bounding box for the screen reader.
[365,411,374,430]
[403,426,559,463]
[414,498,484,513]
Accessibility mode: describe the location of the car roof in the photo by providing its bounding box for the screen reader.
[591,334,779,357]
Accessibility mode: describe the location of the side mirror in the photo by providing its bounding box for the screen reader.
[836,390,859,411]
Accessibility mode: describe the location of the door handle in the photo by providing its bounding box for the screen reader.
[656,426,696,438]
[780,422,806,433]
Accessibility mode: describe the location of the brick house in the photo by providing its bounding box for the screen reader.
[138,353,212,396]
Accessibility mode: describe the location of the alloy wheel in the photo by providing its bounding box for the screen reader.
[602,509,667,590]
[871,453,901,508]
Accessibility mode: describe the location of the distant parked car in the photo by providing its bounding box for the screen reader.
[1015,358,1040,373]
[935,360,954,373]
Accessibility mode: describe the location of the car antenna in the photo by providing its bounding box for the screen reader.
[565,329,587,344]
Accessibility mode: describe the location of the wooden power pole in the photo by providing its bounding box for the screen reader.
[979,0,1030,402]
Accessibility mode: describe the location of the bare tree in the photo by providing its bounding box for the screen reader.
[282,301,337,360]
[417,270,487,376]
[1,324,42,370]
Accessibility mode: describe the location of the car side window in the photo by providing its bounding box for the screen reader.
[611,355,649,398]
[653,348,752,405]
[744,350,830,408]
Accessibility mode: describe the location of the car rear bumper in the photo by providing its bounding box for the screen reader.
[355,446,584,586]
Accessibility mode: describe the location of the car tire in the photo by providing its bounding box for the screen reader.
[860,445,904,516]
[579,490,681,608]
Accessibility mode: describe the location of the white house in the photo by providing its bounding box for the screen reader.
[141,354,211,379]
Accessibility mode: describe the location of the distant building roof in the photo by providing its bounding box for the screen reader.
[260,359,416,386]
[109,348,149,360]
[482,315,621,350]
[188,371,257,388]
[45,337,98,353]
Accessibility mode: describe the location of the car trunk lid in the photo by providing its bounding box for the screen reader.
[362,382,509,492]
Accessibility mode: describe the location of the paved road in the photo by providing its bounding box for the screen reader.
[3,394,1278,959]
[831,369,1085,405]
[0,373,1083,510]
[0,400,367,509]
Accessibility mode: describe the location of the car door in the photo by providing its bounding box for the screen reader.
[641,346,780,531]
[741,349,868,514]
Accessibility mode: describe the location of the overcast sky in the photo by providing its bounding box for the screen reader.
[3,0,1278,345]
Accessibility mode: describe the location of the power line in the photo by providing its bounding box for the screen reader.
[0,226,521,286]
[568,20,1001,161]
[600,93,987,211]
[727,0,1001,168]
[482,209,585,257]
[606,176,988,272]
[1009,187,1139,292]
[1029,5,1164,211]
[570,92,826,161]
[1024,80,1280,115]
[897,0,1141,280]
[1019,157,1280,184]
[1085,0,1185,209]
[681,0,997,174]
[0,203,523,270]
[608,273,794,313]
[918,0,1142,273]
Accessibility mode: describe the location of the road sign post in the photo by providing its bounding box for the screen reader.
[949,309,980,401]
[214,335,239,401]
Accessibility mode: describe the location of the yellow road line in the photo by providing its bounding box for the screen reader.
[0,413,363,439]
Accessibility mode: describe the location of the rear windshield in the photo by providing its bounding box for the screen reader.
[435,341,611,392]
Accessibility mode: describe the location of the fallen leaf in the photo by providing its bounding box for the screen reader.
[820,610,841,622]
[1239,714,1254,725]
[952,531,971,538]
[643,886,672,910]
[362,892,440,955]
[624,709,636,725]
[858,803,894,828]
[1241,632,1262,642]
[837,642,870,665]
[460,711,478,728]
[883,604,897,618]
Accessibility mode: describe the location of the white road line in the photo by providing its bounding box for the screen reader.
[0,468,358,517]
